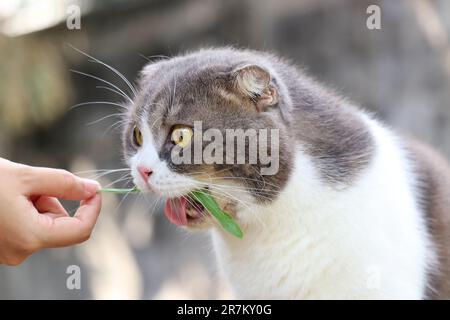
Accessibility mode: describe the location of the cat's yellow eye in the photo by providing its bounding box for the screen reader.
[171,125,193,148]
[133,126,143,147]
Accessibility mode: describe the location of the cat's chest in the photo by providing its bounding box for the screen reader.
[211,139,429,299]
[211,200,365,299]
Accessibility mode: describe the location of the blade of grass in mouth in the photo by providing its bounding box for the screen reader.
[190,189,243,239]
[96,186,243,238]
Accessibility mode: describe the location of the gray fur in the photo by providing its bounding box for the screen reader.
[407,139,450,299]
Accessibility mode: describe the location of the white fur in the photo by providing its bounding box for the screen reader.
[211,114,436,299]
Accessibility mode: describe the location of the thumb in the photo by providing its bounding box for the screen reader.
[19,166,100,200]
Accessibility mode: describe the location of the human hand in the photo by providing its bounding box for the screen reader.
[0,158,102,266]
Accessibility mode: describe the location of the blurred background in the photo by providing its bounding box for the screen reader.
[0,0,450,299]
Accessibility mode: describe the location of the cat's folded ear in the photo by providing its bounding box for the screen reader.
[232,64,278,112]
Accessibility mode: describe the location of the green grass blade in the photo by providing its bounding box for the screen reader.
[96,186,243,238]
[191,190,243,239]
[97,187,140,194]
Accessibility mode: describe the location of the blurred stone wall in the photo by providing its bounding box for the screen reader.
[0,0,449,299]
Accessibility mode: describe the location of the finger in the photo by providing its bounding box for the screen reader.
[1,251,31,266]
[40,212,69,219]
[34,196,69,216]
[36,194,102,248]
[19,166,100,200]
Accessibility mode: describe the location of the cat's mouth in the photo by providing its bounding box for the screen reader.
[164,196,209,227]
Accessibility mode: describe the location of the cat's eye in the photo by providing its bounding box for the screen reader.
[133,126,143,147]
[171,125,193,148]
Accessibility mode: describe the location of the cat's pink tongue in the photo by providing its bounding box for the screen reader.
[164,197,188,226]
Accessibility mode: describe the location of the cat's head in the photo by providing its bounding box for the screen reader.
[122,48,293,230]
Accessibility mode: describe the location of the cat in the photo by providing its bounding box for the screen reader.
[122,47,450,299]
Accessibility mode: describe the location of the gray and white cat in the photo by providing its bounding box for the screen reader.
[122,47,450,299]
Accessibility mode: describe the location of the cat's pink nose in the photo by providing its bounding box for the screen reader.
[138,166,153,180]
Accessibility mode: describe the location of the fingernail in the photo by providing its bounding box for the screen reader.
[83,179,101,196]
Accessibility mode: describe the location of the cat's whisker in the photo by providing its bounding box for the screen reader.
[176,170,281,204]
[196,182,279,201]
[208,187,271,230]
[91,116,130,140]
[195,179,279,194]
[69,101,127,112]
[103,173,133,188]
[205,176,282,190]
[88,58,137,97]
[204,184,275,229]
[149,115,161,131]
[84,168,131,174]
[206,187,253,211]
[139,53,170,63]
[96,85,132,103]
[105,118,129,131]
[184,195,209,220]
[165,74,178,114]
[70,69,133,103]
[184,170,281,196]
[206,187,253,206]
[146,194,163,216]
[70,45,138,97]
[87,113,124,126]
[109,118,129,128]
[101,119,130,138]
[79,168,131,180]
[111,188,134,217]
[205,189,270,229]
[73,168,131,175]
[182,167,232,178]
[248,165,271,191]
[145,101,168,131]
[181,169,282,191]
